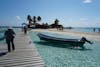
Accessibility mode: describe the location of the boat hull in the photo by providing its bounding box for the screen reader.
[37,33,85,47]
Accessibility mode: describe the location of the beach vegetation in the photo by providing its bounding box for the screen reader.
[33,16,37,24]
[37,16,42,22]
[27,15,32,24]
[54,19,59,25]
[26,15,63,29]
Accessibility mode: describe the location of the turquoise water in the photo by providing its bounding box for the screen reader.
[0,28,5,43]
[0,28,21,44]
[0,32,4,43]
[29,32,100,67]
[67,27,100,33]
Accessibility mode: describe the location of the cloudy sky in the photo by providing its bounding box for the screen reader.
[0,0,100,27]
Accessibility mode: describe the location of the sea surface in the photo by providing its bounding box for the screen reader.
[66,27,100,33]
[0,28,21,44]
[0,27,100,67]
[0,28,6,44]
[29,32,100,67]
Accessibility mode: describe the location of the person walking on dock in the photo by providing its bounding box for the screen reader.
[93,28,95,32]
[23,25,28,34]
[4,27,16,52]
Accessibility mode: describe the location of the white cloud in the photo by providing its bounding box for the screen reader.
[80,18,88,21]
[16,16,21,20]
[83,0,92,3]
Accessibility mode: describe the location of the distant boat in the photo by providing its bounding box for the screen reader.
[37,33,92,49]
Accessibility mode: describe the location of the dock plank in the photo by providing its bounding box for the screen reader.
[0,32,46,67]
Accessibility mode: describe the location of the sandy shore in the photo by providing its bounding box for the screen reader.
[31,29,100,41]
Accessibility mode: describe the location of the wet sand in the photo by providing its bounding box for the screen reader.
[31,29,100,41]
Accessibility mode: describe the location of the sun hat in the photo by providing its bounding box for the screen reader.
[8,26,13,29]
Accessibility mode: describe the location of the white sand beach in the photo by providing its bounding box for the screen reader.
[31,29,100,41]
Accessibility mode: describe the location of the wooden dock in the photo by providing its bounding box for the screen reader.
[0,32,46,67]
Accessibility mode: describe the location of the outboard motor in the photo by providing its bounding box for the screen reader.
[80,37,93,44]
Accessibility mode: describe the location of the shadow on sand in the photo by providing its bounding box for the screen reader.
[34,41,92,51]
[0,52,8,57]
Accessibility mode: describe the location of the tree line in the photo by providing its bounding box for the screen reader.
[27,15,63,29]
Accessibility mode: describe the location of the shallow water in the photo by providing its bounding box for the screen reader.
[68,27,100,33]
[0,32,5,44]
[0,28,21,44]
[29,32,100,67]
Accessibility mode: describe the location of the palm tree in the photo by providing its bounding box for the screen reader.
[37,16,41,22]
[27,15,31,20]
[54,19,59,25]
[33,16,37,24]
[27,15,32,24]
[54,19,59,27]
